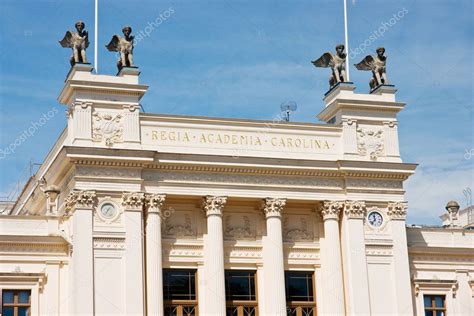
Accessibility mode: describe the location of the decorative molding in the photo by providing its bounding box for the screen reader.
[145,193,166,214]
[344,200,366,219]
[93,237,125,250]
[202,196,227,217]
[121,192,145,210]
[262,198,286,218]
[357,127,384,160]
[224,215,255,240]
[320,200,344,220]
[76,166,140,179]
[387,201,407,220]
[64,190,97,213]
[413,278,458,297]
[345,179,403,190]
[162,244,203,257]
[225,246,262,259]
[92,111,123,146]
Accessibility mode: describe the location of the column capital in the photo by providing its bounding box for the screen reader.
[344,200,367,219]
[145,193,166,214]
[202,196,227,217]
[320,200,344,221]
[122,192,145,211]
[262,198,286,218]
[64,190,97,214]
[387,201,407,220]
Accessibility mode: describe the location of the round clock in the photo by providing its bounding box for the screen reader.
[367,211,383,227]
[100,202,117,219]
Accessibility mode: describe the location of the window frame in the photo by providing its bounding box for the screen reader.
[1,289,32,316]
[285,271,317,316]
[423,294,446,316]
[224,269,258,316]
[163,268,198,316]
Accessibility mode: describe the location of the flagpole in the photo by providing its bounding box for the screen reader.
[94,0,98,73]
[343,0,350,81]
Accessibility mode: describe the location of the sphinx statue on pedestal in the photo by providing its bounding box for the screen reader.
[355,47,389,90]
[312,44,348,89]
[106,26,135,71]
[59,21,89,66]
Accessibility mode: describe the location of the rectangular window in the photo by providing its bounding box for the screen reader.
[1,289,31,316]
[285,271,316,316]
[163,269,197,316]
[225,270,257,316]
[423,295,446,316]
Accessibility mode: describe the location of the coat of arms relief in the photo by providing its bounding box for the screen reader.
[92,111,123,146]
[357,127,384,160]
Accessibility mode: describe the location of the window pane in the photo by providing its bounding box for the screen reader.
[225,270,256,301]
[2,290,14,303]
[163,269,196,301]
[424,311,433,316]
[285,271,314,302]
[423,295,432,307]
[436,312,445,316]
[18,307,30,316]
[2,307,14,316]
[434,296,444,308]
[18,291,30,304]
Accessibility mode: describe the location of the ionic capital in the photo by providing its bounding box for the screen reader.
[121,192,145,210]
[320,200,344,221]
[262,198,286,218]
[64,190,97,213]
[202,196,227,217]
[387,201,407,220]
[344,200,367,219]
[145,193,166,214]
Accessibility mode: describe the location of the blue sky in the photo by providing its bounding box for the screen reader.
[0,0,472,224]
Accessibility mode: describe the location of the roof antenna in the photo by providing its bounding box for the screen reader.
[280,101,297,122]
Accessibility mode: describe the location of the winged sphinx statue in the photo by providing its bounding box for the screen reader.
[311,44,347,88]
[59,21,89,66]
[106,26,135,71]
[354,47,388,90]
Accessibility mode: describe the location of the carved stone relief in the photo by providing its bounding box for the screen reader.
[224,214,256,240]
[357,127,384,160]
[162,211,196,238]
[92,111,123,146]
[283,215,313,241]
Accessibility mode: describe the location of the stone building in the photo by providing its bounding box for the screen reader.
[0,64,472,316]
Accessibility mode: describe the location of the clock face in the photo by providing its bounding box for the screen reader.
[100,203,116,219]
[368,211,383,227]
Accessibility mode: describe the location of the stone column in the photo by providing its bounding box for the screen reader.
[202,196,227,316]
[341,201,371,315]
[320,200,345,315]
[262,198,287,316]
[65,190,96,315]
[145,194,166,316]
[122,192,146,315]
[387,201,414,315]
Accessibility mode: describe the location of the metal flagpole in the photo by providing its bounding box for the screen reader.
[94,0,98,73]
[343,0,350,81]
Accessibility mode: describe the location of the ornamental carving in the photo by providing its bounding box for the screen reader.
[357,127,384,160]
[344,201,367,219]
[262,198,286,218]
[92,111,123,146]
[121,192,145,210]
[320,200,344,220]
[145,193,166,213]
[202,196,227,217]
[64,190,96,213]
[225,215,255,239]
[283,216,313,241]
[387,201,407,220]
[163,213,195,237]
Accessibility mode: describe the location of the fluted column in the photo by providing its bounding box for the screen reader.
[387,201,413,315]
[262,198,287,316]
[145,194,166,316]
[341,201,371,315]
[202,196,227,316]
[320,200,345,315]
[122,192,146,315]
[64,190,96,315]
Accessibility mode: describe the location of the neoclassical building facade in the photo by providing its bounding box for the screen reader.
[0,65,472,316]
